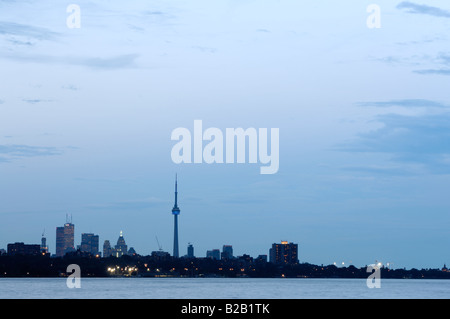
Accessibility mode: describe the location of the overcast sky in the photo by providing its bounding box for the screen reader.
[1,0,450,269]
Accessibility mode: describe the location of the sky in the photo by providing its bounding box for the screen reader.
[0,0,450,269]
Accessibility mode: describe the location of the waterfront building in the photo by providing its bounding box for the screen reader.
[7,242,41,256]
[187,243,194,258]
[206,249,220,260]
[221,245,233,260]
[269,241,299,264]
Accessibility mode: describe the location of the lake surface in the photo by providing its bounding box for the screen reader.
[0,278,449,299]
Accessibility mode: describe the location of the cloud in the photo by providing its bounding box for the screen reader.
[191,45,217,54]
[397,2,450,18]
[0,144,65,163]
[340,166,412,177]
[0,53,140,70]
[22,98,52,104]
[357,99,448,108]
[414,69,450,76]
[338,112,450,174]
[412,53,450,75]
[0,21,59,41]
[61,84,78,91]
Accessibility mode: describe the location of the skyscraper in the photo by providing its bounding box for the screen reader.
[187,243,194,258]
[40,230,48,254]
[80,233,99,256]
[114,231,128,257]
[172,175,181,258]
[269,241,299,264]
[222,245,233,260]
[103,240,112,257]
[206,249,220,260]
[56,217,75,257]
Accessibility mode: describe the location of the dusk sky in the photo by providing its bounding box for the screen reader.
[1,0,450,269]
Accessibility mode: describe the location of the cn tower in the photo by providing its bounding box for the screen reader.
[172,174,181,258]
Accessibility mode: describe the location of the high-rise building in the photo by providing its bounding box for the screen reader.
[206,249,220,260]
[114,231,128,257]
[221,245,233,260]
[171,175,181,258]
[269,241,298,264]
[40,231,48,254]
[56,219,75,257]
[103,240,112,257]
[187,243,194,258]
[80,233,99,256]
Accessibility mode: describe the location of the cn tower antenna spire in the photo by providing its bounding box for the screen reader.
[175,173,178,207]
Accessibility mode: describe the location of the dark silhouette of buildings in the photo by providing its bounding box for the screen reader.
[7,242,41,256]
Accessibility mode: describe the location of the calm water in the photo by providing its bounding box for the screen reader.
[0,278,449,299]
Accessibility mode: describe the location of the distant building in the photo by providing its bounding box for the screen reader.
[56,222,75,257]
[80,233,99,256]
[113,231,128,257]
[103,240,112,257]
[128,247,137,256]
[187,243,194,258]
[221,245,233,260]
[115,231,128,257]
[151,250,170,261]
[0,249,5,255]
[40,233,48,254]
[256,255,268,263]
[269,241,298,264]
[7,242,41,256]
[207,249,220,260]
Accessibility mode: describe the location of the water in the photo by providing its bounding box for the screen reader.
[0,278,449,299]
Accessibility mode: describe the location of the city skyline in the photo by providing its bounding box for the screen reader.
[1,1,450,270]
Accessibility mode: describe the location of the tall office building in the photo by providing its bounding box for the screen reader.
[40,231,48,254]
[206,249,220,260]
[56,218,75,257]
[103,240,112,257]
[80,233,99,256]
[187,243,194,258]
[171,175,181,258]
[269,241,299,264]
[114,231,128,257]
[221,245,233,260]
